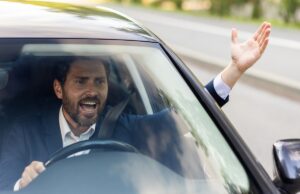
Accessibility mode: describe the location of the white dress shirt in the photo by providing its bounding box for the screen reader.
[213,73,231,100]
[59,107,96,148]
[59,107,96,156]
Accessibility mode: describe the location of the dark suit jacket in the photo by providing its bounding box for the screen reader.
[0,81,228,190]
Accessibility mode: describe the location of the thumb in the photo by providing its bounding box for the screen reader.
[231,28,238,44]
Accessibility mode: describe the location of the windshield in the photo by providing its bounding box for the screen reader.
[0,39,257,194]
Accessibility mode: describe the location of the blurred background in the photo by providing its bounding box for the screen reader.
[21,0,300,178]
[50,0,300,25]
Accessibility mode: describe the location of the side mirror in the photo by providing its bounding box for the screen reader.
[273,139,300,194]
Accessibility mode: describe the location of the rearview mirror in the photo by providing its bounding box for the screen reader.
[273,139,300,194]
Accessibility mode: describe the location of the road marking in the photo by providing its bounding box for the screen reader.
[110,8,300,50]
[170,43,300,93]
[142,16,300,50]
[99,5,300,91]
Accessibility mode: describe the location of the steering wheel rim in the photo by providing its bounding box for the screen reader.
[45,139,139,167]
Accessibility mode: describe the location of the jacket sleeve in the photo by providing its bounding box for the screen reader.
[118,110,206,179]
[0,123,27,191]
[205,79,229,107]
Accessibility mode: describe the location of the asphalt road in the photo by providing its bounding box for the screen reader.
[102,4,300,91]
[100,3,300,177]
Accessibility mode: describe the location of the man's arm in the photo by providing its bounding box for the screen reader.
[0,124,27,190]
[206,22,271,106]
[0,119,45,191]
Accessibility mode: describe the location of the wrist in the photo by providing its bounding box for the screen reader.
[229,60,245,75]
[221,61,244,88]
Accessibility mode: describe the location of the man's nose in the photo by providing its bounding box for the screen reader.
[85,82,98,95]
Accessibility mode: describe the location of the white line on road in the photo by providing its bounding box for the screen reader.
[144,16,300,50]
[112,9,300,50]
[99,5,300,91]
[170,43,300,93]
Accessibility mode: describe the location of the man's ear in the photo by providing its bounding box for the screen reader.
[53,79,63,99]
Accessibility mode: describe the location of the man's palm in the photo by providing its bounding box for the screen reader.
[231,22,271,73]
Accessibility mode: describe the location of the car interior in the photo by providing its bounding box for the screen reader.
[0,41,261,194]
[0,42,207,181]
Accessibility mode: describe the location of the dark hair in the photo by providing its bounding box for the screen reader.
[54,56,110,85]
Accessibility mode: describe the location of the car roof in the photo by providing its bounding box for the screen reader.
[0,1,159,42]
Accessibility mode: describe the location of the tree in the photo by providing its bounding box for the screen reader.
[173,0,183,9]
[251,0,262,19]
[210,0,232,16]
[209,0,254,17]
[281,0,300,23]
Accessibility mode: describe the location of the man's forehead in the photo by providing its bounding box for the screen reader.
[69,59,106,76]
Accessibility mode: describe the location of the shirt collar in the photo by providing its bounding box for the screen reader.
[59,106,96,143]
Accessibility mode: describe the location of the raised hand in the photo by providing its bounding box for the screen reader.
[231,22,271,73]
[221,22,271,88]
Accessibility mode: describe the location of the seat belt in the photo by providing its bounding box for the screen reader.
[97,95,131,138]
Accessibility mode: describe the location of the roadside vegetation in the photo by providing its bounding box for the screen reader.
[11,0,300,29]
[109,0,300,29]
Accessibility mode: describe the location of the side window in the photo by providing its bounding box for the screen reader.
[107,56,147,115]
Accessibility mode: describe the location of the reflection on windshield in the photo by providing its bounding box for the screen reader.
[2,1,149,38]
[0,42,252,193]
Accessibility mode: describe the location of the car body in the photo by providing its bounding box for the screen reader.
[0,1,298,194]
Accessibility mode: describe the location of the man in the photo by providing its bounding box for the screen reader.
[0,22,271,190]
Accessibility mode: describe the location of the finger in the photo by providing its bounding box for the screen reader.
[253,21,268,41]
[33,162,45,173]
[260,38,269,55]
[20,173,32,188]
[25,165,39,180]
[19,178,29,189]
[257,23,271,43]
[258,27,271,46]
[31,161,44,168]
[256,23,268,43]
[231,28,238,44]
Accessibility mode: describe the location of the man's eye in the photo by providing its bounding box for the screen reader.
[75,79,84,85]
[95,79,105,85]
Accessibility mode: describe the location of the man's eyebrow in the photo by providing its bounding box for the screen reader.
[74,76,89,79]
[74,76,106,79]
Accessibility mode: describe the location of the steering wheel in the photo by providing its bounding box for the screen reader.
[45,139,139,167]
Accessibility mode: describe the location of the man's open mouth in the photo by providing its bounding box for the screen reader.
[79,99,99,115]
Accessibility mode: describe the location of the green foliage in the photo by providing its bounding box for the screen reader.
[209,0,233,16]
[251,0,262,19]
[131,0,142,4]
[173,0,183,9]
[209,0,261,18]
[281,0,300,23]
[234,0,250,5]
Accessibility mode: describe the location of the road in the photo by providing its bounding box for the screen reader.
[100,3,300,176]
[187,57,300,176]
[102,4,300,92]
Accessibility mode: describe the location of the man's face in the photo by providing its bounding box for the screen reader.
[54,59,108,128]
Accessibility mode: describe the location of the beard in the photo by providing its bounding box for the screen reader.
[62,93,103,127]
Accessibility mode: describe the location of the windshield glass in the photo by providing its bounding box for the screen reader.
[0,40,257,194]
